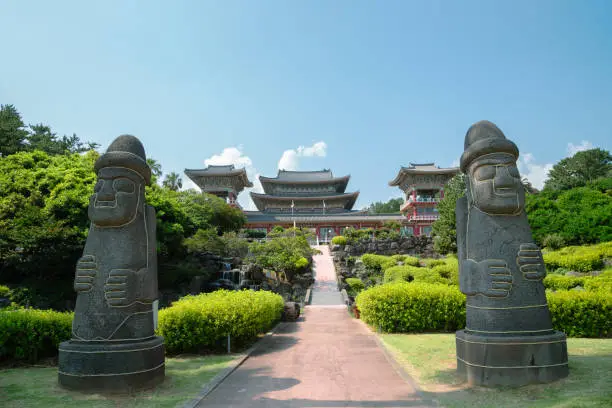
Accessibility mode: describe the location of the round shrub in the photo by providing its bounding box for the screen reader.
[0,309,73,362]
[423,259,446,268]
[544,274,590,291]
[547,290,611,337]
[543,234,566,250]
[543,244,607,272]
[361,254,397,272]
[157,290,284,354]
[345,278,365,295]
[331,236,347,246]
[384,265,452,285]
[356,282,466,333]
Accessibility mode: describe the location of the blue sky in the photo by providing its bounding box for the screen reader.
[1,0,611,210]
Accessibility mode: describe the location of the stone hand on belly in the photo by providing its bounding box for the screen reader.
[74,255,97,292]
[517,243,546,280]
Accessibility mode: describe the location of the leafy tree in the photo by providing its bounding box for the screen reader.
[249,235,315,281]
[0,104,29,157]
[27,124,97,155]
[147,158,162,183]
[163,172,183,191]
[526,178,612,245]
[0,149,247,308]
[366,197,403,214]
[544,148,612,191]
[0,151,99,308]
[432,173,466,254]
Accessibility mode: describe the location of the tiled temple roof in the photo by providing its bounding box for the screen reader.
[250,191,359,211]
[184,165,253,190]
[388,163,459,186]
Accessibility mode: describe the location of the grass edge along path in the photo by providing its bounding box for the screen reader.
[380,333,612,408]
[0,354,237,408]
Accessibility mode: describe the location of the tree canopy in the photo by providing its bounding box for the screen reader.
[366,197,403,214]
[431,173,466,254]
[0,104,97,157]
[544,148,612,191]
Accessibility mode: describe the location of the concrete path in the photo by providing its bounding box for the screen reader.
[310,245,345,306]
[196,246,430,408]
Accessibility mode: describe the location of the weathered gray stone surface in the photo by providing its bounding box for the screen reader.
[455,121,568,387]
[58,135,165,392]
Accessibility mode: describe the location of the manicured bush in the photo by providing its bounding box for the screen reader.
[157,290,284,354]
[0,309,73,362]
[345,278,365,296]
[543,234,566,250]
[331,236,347,246]
[361,254,397,272]
[401,256,420,267]
[584,270,612,293]
[356,282,466,333]
[543,242,610,272]
[423,259,446,268]
[544,274,590,291]
[0,285,10,298]
[383,265,450,285]
[547,290,611,337]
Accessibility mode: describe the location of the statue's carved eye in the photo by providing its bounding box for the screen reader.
[474,165,495,181]
[113,178,135,193]
[94,180,103,192]
[507,166,520,178]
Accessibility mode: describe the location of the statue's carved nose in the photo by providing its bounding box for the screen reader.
[97,181,115,201]
[494,167,515,189]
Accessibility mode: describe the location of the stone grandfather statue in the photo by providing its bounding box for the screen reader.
[455,121,568,387]
[58,135,165,392]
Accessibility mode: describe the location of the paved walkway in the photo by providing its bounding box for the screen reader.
[196,246,429,408]
[310,245,345,306]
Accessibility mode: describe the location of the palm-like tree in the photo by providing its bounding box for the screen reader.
[146,158,162,179]
[163,172,183,191]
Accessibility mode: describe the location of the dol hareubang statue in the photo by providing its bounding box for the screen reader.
[58,135,165,392]
[455,121,568,387]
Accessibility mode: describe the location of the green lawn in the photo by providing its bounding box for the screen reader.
[0,355,237,408]
[381,333,612,408]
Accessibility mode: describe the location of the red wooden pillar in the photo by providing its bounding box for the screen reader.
[414,225,420,236]
[439,188,444,199]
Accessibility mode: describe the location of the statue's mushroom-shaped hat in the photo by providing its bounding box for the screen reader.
[94,135,152,185]
[460,121,519,173]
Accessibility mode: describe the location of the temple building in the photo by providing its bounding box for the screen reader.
[184,163,456,241]
[245,169,407,242]
[389,163,459,236]
[184,165,253,208]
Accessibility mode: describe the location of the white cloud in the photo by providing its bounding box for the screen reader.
[518,140,593,190]
[188,146,261,210]
[450,158,460,168]
[204,146,253,168]
[278,141,327,171]
[517,152,554,190]
[567,140,593,156]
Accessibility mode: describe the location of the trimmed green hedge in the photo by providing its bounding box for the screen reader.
[383,265,454,285]
[157,290,284,354]
[0,308,73,362]
[345,278,365,296]
[544,274,590,291]
[356,283,466,333]
[543,242,611,272]
[356,282,611,337]
[361,254,397,272]
[331,235,347,246]
[547,290,611,337]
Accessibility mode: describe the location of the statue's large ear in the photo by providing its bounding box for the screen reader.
[465,176,474,207]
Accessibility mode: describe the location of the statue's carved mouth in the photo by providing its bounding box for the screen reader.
[494,187,516,196]
[95,200,116,208]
